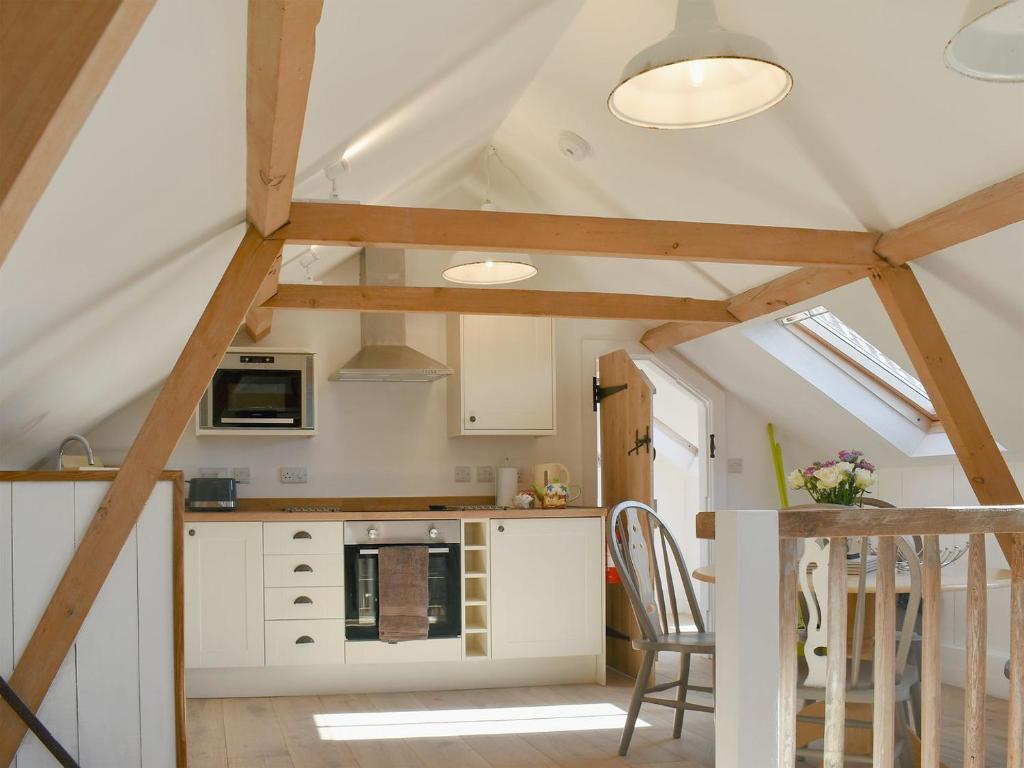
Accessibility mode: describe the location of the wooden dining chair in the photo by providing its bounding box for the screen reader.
[607,500,714,756]
[794,501,922,766]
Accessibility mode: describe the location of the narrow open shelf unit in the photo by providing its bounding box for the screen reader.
[461,519,490,658]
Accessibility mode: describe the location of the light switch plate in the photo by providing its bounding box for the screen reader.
[280,467,308,484]
[198,467,228,478]
[727,458,744,474]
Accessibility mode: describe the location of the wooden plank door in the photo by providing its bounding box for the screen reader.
[598,349,654,677]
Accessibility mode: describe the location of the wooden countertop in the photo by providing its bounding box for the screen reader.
[184,507,605,522]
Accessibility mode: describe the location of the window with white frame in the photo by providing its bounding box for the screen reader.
[780,306,938,423]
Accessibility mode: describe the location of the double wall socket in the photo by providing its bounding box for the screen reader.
[280,467,308,484]
[476,465,494,483]
[454,466,471,483]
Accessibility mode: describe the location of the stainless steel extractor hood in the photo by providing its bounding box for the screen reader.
[330,248,453,382]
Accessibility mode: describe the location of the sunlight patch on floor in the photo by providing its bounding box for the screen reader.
[314,702,650,741]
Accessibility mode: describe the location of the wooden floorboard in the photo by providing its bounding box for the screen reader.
[188,654,1009,768]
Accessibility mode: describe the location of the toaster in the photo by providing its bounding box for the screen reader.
[187,477,238,511]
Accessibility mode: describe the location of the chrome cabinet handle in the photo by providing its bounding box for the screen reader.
[293,564,313,573]
[295,636,315,644]
[293,595,313,605]
[293,530,312,540]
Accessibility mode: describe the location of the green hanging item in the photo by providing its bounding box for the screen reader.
[767,423,790,508]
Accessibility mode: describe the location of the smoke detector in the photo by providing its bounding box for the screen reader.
[558,130,593,161]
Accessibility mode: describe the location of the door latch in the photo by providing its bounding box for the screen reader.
[628,426,653,456]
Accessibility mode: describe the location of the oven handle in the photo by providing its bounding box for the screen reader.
[357,547,450,555]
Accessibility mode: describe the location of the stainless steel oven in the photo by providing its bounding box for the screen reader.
[344,520,461,641]
[198,350,315,431]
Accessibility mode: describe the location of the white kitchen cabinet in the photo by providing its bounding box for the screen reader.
[447,314,556,435]
[489,517,603,659]
[184,522,265,668]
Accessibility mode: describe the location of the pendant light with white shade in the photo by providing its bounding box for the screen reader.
[944,0,1024,82]
[608,0,792,129]
[442,147,537,285]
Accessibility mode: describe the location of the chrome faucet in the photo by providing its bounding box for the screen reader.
[57,434,95,470]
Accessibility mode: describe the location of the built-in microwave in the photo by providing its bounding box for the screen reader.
[197,349,316,433]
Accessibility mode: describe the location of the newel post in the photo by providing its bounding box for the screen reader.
[714,509,782,768]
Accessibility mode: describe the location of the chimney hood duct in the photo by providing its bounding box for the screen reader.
[330,248,453,382]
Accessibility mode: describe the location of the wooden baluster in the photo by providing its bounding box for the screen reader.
[824,536,849,767]
[1008,534,1023,768]
[921,535,942,768]
[964,533,987,768]
[874,536,896,767]
[779,537,799,768]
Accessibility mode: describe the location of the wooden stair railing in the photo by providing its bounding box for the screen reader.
[776,506,1024,768]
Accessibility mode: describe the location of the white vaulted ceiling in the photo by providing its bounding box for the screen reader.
[1,0,1021,468]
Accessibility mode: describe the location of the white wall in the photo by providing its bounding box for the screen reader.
[83,295,793,512]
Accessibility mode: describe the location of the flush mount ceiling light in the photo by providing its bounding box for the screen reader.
[442,148,537,286]
[608,0,792,129]
[945,0,1024,82]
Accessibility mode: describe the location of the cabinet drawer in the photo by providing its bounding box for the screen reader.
[265,619,345,666]
[264,522,343,555]
[344,637,462,665]
[264,554,343,587]
[265,587,344,620]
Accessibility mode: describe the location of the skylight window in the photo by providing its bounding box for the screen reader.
[780,306,937,421]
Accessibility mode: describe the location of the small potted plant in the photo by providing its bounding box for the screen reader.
[788,450,876,506]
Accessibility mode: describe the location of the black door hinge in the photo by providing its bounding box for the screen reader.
[592,377,628,412]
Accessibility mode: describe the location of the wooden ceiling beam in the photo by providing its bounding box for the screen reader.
[641,172,1024,351]
[244,0,323,341]
[0,0,155,268]
[263,283,737,324]
[0,230,284,763]
[875,173,1024,265]
[274,201,882,268]
[870,263,1022,563]
[641,266,871,351]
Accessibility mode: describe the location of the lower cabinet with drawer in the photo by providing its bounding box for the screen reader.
[265,619,346,666]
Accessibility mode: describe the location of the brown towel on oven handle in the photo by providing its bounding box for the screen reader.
[378,544,429,642]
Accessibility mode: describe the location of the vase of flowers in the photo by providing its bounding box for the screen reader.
[788,450,876,506]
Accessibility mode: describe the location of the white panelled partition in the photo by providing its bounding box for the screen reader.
[714,509,782,768]
[0,478,178,768]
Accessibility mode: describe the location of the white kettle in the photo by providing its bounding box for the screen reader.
[534,463,570,488]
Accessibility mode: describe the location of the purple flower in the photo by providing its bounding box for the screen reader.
[803,467,816,477]
[859,460,875,472]
[838,449,863,462]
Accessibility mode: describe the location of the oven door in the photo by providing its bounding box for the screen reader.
[344,544,462,640]
[211,367,303,428]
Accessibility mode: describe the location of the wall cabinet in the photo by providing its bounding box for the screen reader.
[489,517,603,659]
[447,314,556,436]
[184,522,265,668]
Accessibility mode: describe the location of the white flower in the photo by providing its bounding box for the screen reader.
[834,461,855,476]
[854,468,876,490]
[787,470,806,489]
[813,465,843,489]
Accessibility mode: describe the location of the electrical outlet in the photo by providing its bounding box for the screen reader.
[279,466,308,484]
[198,467,228,478]
[454,465,471,483]
[476,465,495,483]
[232,467,251,484]
[727,458,744,474]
